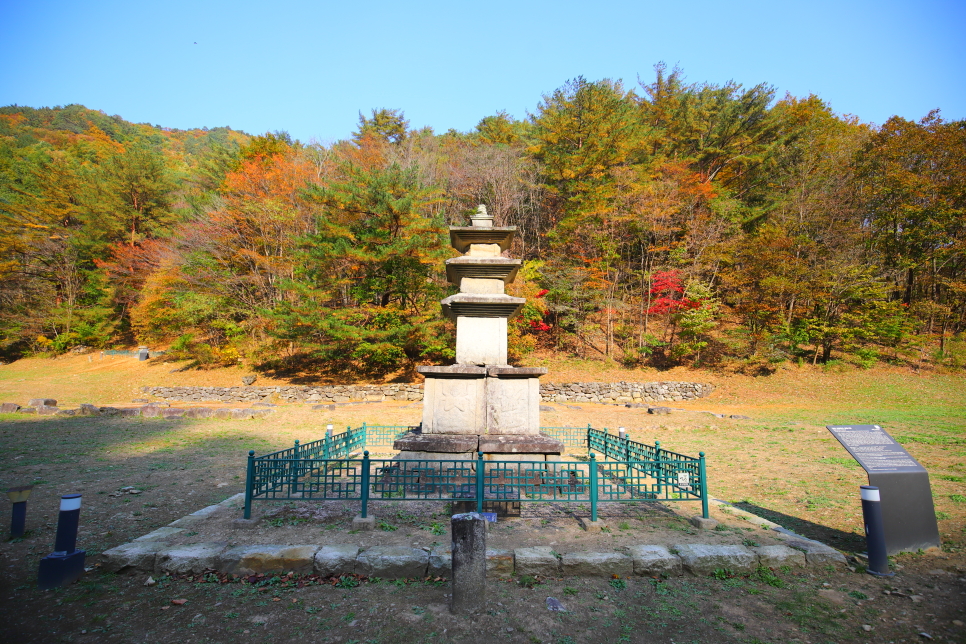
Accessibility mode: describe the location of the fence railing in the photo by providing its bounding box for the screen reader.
[243,426,708,520]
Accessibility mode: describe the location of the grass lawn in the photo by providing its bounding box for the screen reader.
[0,357,964,643]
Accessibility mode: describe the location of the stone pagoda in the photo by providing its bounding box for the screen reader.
[394,206,563,460]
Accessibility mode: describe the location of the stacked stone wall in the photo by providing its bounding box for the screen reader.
[142,381,713,404]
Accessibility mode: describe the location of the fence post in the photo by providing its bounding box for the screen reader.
[244,450,255,520]
[475,452,485,513]
[655,440,663,497]
[586,424,592,454]
[589,452,598,522]
[289,440,300,495]
[360,451,371,519]
[698,452,709,519]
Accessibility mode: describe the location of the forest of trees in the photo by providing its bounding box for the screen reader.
[1,65,964,377]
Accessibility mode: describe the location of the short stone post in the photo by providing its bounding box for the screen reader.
[450,512,486,614]
[138,346,149,361]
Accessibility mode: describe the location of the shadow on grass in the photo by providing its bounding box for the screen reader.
[733,501,866,553]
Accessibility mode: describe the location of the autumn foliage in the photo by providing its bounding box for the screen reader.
[1,73,964,374]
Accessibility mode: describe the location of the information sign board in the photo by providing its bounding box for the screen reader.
[827,425,940,554]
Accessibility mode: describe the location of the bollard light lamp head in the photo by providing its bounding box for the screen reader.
[59,493,82,511]
[7,484,33,503]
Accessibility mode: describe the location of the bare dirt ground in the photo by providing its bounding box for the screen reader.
[0,355,964,643]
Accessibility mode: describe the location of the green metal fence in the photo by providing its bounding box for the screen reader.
[540,425,592,448]
[361,423,420,448]
[243,425,708,520]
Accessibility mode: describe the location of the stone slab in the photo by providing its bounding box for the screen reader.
[355,546,429,579]
[155,542,229,574]
[139,405,162,418]
[314,545,360,577]
[393,434,480,453]
[218,492,246,508]
[784,539,847,567]
[100,541,168,573]
[36,405,60,415]
[628,545,683,577]
[161,408,186,419]
[133,527,185,542]
[478,434,563,454]
[486,366,548,377]
[219,545,318,575]
[440,293,524,321]
[0,403,21,413]
[428,545,452,576]
[486,548,514,577]
[185,407,213,419]
[561,552,632,577]
[752,545,806,568]
[28,398,56,407]
[514,546,560,576]
[673,544,757,576]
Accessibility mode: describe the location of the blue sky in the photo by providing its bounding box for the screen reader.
[1,0,963,143]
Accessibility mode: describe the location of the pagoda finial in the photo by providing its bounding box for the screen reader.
[470,204,492,227]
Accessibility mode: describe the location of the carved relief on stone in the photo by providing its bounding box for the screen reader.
[485,377,538,435]
[423,377,485,434]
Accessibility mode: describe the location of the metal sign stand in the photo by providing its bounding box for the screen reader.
[827,425,940,555]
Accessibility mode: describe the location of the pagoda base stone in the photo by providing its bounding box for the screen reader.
[478,434,563,454]
[394,434,480,453]
[393,433,564,456]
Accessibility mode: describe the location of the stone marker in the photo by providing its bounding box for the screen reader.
[451,512,486,614]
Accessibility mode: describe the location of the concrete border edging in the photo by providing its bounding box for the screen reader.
[98,493,848,579]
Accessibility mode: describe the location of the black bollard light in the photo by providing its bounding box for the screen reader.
[860,485,893,577]
[7,485,34,538]
[37,493,86,590]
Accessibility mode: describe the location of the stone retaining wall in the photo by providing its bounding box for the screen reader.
[143,381,714,404]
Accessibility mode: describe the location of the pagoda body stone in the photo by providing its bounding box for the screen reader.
[395,205,563,460]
